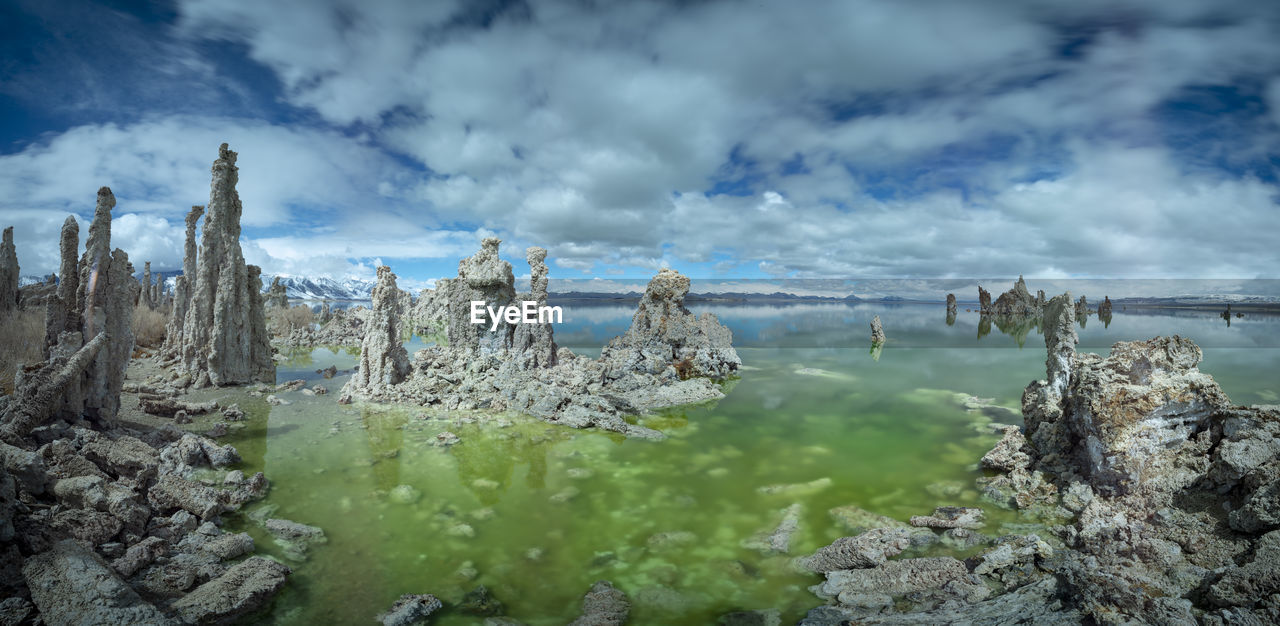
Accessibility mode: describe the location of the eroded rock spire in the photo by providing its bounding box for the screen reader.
[347,266,410,393]
[0,226,17,313]
[180,144,274,387]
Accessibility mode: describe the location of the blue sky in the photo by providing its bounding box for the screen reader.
[1,0,1279,290]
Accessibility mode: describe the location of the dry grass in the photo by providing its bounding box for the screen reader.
[0,309,45,394]
[267,304,314,337]
[132,304,168,348]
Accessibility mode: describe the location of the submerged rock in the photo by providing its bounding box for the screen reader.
[797,527,914,572]
[569,580,630,626]
[377,593,443,626]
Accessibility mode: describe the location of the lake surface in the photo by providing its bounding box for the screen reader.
[216,303,1280,624]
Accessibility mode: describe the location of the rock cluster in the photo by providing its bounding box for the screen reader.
[977,286,992,314]
[0,226,17,313]
[982,276,1042,316]
[275,306,367,348]
[598,268,740,381]
[803,292,1280,623]
[342,240,740,439]
[31,188,137,425]
[171,144,274,387]
[0,393,288,623]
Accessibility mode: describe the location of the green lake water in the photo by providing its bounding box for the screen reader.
[205,303,1279,624]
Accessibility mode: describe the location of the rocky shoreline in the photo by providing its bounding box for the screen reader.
[796,293,1280,624]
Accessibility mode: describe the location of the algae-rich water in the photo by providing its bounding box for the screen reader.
[215,303,1280,624]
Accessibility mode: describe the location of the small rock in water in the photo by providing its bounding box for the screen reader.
[222,403,245,420]
[647,531,697,550]
[756,477,832,496]
[550,486,581,503]
[447,522,476,538]
[435,431,460,446]
[566,468,594,479]
[459,585,504,617]
[389,484,422,504]
[377,594,442,626]
[312,384,328,395]
[910,506,986,529]
[207,422,228,438]
[470,507,496,521]
[319,365,338,379]
[524,547,544,561]
[472,478,499,490]
[174,410,190,424]
[718,608,782,626]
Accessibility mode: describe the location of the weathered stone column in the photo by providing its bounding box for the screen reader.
[349,265,410,392]
[180,144,274,387]
[0,227,17,313]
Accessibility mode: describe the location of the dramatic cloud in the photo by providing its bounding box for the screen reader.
[2,0,1278,283]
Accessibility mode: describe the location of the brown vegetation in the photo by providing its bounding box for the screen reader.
[267,303,314,337]
[132,303,168,348]
[0,308,44,393]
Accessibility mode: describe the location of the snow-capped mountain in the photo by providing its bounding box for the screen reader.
[18,274,53,287]
[264,275,377,301]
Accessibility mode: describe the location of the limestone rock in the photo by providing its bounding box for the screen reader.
[945,293,957,315]
[1098,296,1112,318]
[378,593,443,626]
[141,261,154,309]
[870,315,885,345]
[978,285,992,314]
[599,268,740,380]
[23,539,173,625]
[447,237,517,354]
[510,247,558,369]
[909,506,985,529]
[162,206,203,357]
[170,556,290,624]
[812,556,971,601]
[990,276,1040,317]
[569,580,630,626]
[798,527,914,572]
[0,226,17,312]
[1074,295,1089,317]
[347,266,411,396]
[180,145,274,387]
[265,276,288,309]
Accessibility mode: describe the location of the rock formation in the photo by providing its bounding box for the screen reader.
[945,293,957,315]
[0,370,290,623]
[990,275,1040,316]
[1095,295,1116,322]
[178,144,274,387]
[140,261,154,309]
[510,247,557,369]
[0,226,17,313]
[265,276,288,309]
[977,285,992,314]
[599,268,740,381]
[32,188,137,425]
[346,266,410,393]
[446,237,517,354]
[151,271,163,307]
[1074,295,1088,317]
[161,206,203,358]
[870,315,885,345]
[343,241,741,439]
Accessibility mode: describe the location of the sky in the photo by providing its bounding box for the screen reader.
[1,0,1279,291]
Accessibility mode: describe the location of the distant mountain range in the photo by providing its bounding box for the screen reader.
[264,275,378,301]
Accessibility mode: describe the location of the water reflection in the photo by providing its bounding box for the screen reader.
[547,302,1280,350]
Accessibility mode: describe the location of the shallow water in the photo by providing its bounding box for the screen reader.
[212,303,1278,624]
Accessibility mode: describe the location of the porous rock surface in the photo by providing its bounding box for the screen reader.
[342,240,740,439]
[345,266,410,394]
[0,226,17,313]
[802,291,1280,624]
[161,206,203,358]
[176,144,274,387]
[569,580,630,626]
[869,315,885,345]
